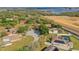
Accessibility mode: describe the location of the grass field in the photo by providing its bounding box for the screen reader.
[70,35,79,50]
[36,34,54,51]
[0,36,34,51]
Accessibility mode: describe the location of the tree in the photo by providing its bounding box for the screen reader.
[0,18,17,28]
[27,19,33,24]
[51,23,62,28]
[39,24,49,35]
[17,25,28,33]
[0,32,7,37]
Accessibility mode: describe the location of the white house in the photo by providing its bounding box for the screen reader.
[2,34,22,47]
[53,28,58,34]
[2,36,12,47]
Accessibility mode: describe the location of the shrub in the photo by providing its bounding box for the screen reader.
[39,24,49,35]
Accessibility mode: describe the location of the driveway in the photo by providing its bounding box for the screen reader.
[26,29,40,42]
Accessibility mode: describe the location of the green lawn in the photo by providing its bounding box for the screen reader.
[35,34,53,51]
[61,29,79,50]
[0,36,34,51]
[70,35,79,50]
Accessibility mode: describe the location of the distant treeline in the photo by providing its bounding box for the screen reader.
[57,12,79,17]
[0,10,53,18]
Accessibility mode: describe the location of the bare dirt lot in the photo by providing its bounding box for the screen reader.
[44,16,79,36]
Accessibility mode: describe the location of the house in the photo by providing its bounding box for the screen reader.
[49,28,59,34]
[20,20,27,24]
[52,40,73,50]
[53,28,58,34]
[9,28,17,34]
[49,30,53,34]
[44,45,59,51]
[13,15,19,19]
[7,34,22,42]
[1,34,22,47]
[2,36,12,47]
[6,18,13,20]
[52,35,73,50]
[5,28,17,35]
[46,24,52,28]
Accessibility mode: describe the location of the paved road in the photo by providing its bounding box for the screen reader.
[45,16,79,36]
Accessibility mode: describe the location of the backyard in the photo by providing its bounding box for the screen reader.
[0,36,34,51]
